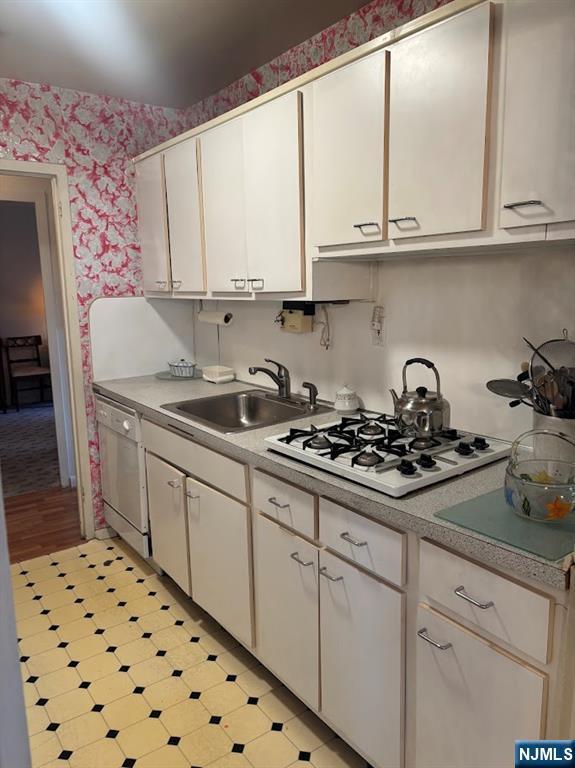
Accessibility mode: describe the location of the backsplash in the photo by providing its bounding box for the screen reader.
[194,245,575,442]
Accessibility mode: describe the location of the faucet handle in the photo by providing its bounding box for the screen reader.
[264,358,288,376]
[302,381,318,409]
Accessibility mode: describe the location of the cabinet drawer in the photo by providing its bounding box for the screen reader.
[253,470,316,538]
[319,498,405,586]
[419,540,552,663]
[142,420,247,503]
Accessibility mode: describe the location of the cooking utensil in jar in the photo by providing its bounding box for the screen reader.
[390,358,450,438]
[504,429,575,523]
[486,379,531,399]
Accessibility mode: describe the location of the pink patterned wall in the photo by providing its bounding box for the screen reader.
[0,0,447,530]
[0,78,189,526]
[186,0,448,127]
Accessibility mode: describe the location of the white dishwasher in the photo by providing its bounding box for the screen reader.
[96,396,149,557]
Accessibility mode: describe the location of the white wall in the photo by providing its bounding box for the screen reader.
[0,201,48,347]
[194,244,575,441]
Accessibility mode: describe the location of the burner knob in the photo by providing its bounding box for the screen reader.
[417,453,437,469]
[455,441,474,456]
[442,428,459,441]
[472,436,489,451]
[398,459,417,476]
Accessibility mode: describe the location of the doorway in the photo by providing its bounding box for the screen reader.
[0,162,93,559]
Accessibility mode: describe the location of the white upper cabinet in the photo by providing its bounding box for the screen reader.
[164,139,206,293]
[388,3,493,239]
[135,154,171,292]
[499,0,575,229]
[243,91,304,293]
[310,52,389,247]
[201,117,249,293]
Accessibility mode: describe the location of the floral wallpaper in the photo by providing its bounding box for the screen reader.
[0,78,189,526]
[186,0,448,127]
[0,0,446,530]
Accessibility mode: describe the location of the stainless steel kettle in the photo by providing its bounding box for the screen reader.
[390,358,450,439]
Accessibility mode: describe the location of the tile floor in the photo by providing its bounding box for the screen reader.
[12,537,370,768]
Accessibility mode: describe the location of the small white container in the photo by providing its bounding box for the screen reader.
[202,365,236,384]
[167,359,196,378]
[334,385,360,414]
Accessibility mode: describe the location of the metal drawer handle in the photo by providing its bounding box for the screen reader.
[503,199,543,210]
[172,280,182,289]
[167,479,181,489]
[155,280,167,287]
[231,278,246,289]
[340,531,367,547]
[417,627,452,650]
[389,216,417,224]
[268,496,290,510]
[185,492,199,500]
[319,567,343,582]
[454,585,494,610]
[249,278,265,289]
[290,552,314,567]
[352,222,380,233]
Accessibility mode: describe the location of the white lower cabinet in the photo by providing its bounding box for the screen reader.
[145,453,190,595]
[253,514,319,709]
[186,477,252,647]
[415,604,546,768]
[319,550,403,768]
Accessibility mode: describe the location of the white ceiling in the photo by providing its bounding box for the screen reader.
[0,0,369,108]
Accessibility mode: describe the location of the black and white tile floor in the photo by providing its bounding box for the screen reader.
[12,537,369,768]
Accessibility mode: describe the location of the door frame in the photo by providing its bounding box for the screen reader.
[0,158,93,540]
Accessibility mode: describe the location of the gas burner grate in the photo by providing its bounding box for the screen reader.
[279,425,321,444]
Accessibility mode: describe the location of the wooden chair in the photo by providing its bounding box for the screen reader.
[3,336,52,411]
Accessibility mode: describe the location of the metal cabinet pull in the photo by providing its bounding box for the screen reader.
[249,278,265,290]
[167,479,181,489]
[185,492,199,500]
[172,280,182,289]
[230,278,246,289]
[319,567,343,582]
[503,199,543,210]
[340,531,367,547]
[155,280,167,287]
[454,585,494,610]
[353,222,379,231]
[417,627,452,650]
[388,216,417,224]
[268,496,290,510]
[290,552,314,567]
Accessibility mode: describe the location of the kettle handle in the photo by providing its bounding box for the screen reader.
[402,358,441,396]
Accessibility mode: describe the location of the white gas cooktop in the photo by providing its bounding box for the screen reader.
[265,411,511,497]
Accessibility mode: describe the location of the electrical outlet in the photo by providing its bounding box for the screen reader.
[370,305,385,346]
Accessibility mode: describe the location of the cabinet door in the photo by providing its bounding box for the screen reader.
[135,154,171,292]
[244,91,304,293]
[320,550,403,768]
[415,605,545,768]
[388,3,492,239]
[145,453,190,594]
[253,514,318,708]
[201,118,249,293]
[499,0,575,228]
[186,477,252,646]
[311,52,388,247]
[164,139,206,293]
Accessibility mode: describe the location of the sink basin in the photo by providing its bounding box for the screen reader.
[161,389,330,433]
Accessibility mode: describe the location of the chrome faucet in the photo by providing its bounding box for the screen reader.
[248,358,291,399]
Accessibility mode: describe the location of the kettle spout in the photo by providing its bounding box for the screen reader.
[389,389,399,406]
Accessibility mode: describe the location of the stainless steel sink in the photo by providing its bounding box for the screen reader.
[161,389,331,433]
